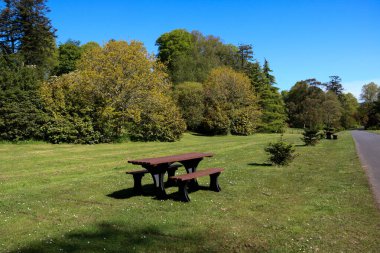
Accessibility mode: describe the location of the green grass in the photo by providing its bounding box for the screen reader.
[0,132,379,252]
[366,130,380,135]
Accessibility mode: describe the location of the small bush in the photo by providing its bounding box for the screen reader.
[265,141,296,166]
[301,128,323,146]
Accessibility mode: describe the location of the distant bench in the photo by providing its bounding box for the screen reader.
[126,164,182,193]
[170,168,224,202]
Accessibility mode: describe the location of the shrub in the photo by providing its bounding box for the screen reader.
[199,106,230,135]
[230,107,261,136]
[301,128,323,146]
[265,141,296,166]
[129,93,186,142]
[202,66,261,135]
[173,82,204,131]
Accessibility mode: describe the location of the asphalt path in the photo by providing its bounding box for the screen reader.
[351,130,380,208]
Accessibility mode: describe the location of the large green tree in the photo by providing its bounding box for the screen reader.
[173,81,204,131]
[0,54,47,141]
[360,82,379,103]
[156,29,239,83]
[284,80,325,129]
[201,66,261,135]
[54,39,82,76]
[0,0,57,70]
[41,40,186,143]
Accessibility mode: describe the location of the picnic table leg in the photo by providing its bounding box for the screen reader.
[181,159,202,189]
[149,170,167,199]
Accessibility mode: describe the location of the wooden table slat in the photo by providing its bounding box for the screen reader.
[128,152,213,166]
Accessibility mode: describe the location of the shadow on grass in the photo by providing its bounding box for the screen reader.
[9,222,209,253]
[107,184,156,199]
[11,221,269,253]
[107,184,215,202]
[248,162,272,167]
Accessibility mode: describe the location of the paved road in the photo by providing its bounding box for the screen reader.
[351,130,380,208]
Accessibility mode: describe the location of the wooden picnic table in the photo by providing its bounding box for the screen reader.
[128,152,213,199]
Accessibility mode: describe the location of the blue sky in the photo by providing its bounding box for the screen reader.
[47,0,380,97]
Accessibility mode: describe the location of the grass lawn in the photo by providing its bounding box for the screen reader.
[367,130,380,135]
[0,131,379,252]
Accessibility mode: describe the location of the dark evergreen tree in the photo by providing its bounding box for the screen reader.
[0,54,48,141]
[237,44,253,69]
[324,75,343,96]
[262,58,275,85]
[0,0,56,68]
[245,60,287,132]
[0,0,20,54]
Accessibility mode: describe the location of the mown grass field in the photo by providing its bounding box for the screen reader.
[0,131,379,252]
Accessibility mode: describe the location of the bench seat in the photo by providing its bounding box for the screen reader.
[126,164,182,193]
[170,168,224,202]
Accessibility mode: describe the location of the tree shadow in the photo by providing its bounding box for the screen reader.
[247,162,272,167]
[11,221,270,252]
[9,222,211,253]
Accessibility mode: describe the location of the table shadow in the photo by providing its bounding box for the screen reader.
[247,162,272,167]
[107,185,156,199]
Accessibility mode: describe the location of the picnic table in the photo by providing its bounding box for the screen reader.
[128,152,213,199]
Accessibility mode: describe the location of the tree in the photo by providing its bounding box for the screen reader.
[155,29,193,74]
[173,82,204,131]
[201,66,261,135]
[0,0,57,70]
[0,0,20,54]
[284,80,325,129]
[360,82,379,103]
[42,40,186,143]
[237,44,253,69]
[324,75,343,96]
[0,54,48,141]
[54,39,82,75]
[322,91,343,129]
[262,58,275,85]
[156,29,240,84]
[340,92,359,129]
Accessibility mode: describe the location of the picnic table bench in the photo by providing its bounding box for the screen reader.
[128,152,222,201]
[170,167,224,202]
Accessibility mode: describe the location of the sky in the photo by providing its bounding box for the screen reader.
[46,0,380,98]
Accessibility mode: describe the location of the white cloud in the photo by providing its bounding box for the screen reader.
[344,78,380,100]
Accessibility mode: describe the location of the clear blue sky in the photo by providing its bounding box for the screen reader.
[47,0,380,97]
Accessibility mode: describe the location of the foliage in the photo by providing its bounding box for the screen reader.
[324,75,343,96]
[173,81,204,131]
[156,29,239,83]
[265,139,296,166]
[245,61,287,133]
[41,40,185,143]
[301,128,323,146]
[54,39,82,75]
[0,55,48,141]
[360,82,379,103]
[362,101,380,129]
[322,91,343,129]
[201,66,261,135]
[284,80,325,129]
[0,0,57,70]
[340,93,359,129]
[129,92,186,142]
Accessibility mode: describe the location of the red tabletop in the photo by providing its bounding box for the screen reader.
[128,152,213,166]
